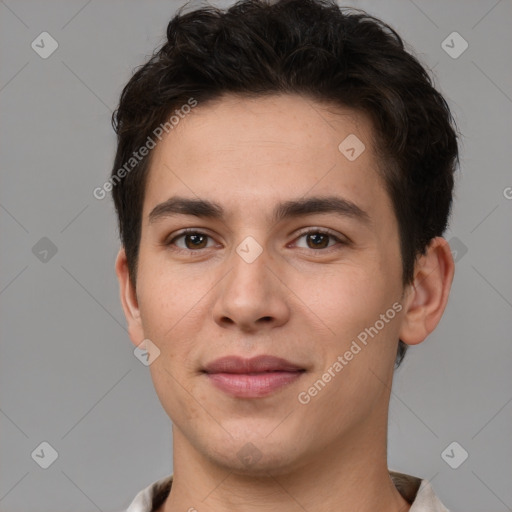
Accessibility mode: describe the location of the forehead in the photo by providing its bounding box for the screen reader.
[142,93,390,223]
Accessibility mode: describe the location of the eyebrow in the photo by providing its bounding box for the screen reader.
[148,195,371,226]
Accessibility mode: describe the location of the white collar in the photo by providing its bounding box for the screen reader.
[125,471,450,512]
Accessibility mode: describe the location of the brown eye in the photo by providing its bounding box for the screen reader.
[305,232,330,249]
[294,230,343,250]
[167,231,215,251]
[183,233,208,249]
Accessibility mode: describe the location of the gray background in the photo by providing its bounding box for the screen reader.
[0,0,511,511]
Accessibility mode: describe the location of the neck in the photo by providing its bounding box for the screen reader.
[161,418,410,512]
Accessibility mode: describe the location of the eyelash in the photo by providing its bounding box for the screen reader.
[164,228,348,255]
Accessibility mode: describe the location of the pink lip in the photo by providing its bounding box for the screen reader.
[203,355,305,398]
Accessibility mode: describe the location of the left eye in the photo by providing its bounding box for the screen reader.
[294,231,342,250]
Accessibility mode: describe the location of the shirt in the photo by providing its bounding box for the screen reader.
[125,470,449,512]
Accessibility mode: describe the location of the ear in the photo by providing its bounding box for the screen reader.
[115,247,145,347]
[399,237,455,346]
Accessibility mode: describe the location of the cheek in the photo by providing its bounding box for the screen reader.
[136,270,200,363]
[303,262,402,377]
[137,248,201,321]
[303,265,389,331]
[148,360,205,431]
[139,279,205,422]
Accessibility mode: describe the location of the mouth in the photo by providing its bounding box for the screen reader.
[202,355,306,398]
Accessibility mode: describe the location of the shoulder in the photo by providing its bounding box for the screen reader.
[390,471,450,512]
[125,475,173,512]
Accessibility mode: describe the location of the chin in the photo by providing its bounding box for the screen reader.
[202,425,308,476]
[209,444,301,477]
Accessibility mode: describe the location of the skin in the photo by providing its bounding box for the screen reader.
[116,94,454,512]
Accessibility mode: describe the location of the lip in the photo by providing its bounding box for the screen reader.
[203,355,305,398]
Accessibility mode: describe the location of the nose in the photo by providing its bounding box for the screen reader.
[212,245,291,333]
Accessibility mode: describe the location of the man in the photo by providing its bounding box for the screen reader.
[111,0,459,510]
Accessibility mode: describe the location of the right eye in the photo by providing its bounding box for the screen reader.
[166,230,218,252]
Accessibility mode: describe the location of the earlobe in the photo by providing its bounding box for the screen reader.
[399,237,455,346]
[115,248,145,347]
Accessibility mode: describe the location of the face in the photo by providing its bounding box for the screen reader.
[118,94,411,474]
